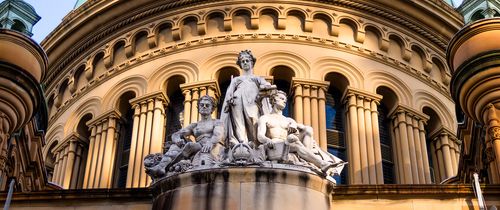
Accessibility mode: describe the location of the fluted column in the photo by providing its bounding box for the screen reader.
[486,105,500,184]
[182,90,192,127]
[180,80,221,125]
[429,127,460,182]
[293,84,303,124]
[291,79,330,149]
[82,110,122,189]
[50,134,89,189]
[342,87,382,184]
[389,105,431,184]
[126,91,169,188]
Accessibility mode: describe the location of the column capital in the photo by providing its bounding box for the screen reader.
[341,87,382,104]
[428,126,458,143]
[53,132,89,153]
[291,78,330,90]
[86,109,122,128]
[389,104,430,122]
[180,80,221,98]
[130,91,169,107]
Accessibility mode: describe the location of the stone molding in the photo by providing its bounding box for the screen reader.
[44,1,453,91]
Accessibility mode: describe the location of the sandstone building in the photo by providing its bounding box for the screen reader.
[0,0,499,209]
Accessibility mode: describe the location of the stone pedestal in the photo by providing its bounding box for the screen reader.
[151,168,334,210]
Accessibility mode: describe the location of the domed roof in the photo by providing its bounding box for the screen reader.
[0,0,37,15]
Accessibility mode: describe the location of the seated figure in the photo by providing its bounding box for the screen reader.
[257,90,345,175]
[171,95,225,167]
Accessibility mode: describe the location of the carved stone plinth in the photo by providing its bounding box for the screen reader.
[151,167,335,210]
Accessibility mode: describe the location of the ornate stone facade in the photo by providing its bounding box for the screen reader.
[4,0,500,209]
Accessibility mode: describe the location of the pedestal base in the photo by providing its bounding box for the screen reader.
[151,167,335,210]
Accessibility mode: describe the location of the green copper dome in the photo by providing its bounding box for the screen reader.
[74,0,87,8]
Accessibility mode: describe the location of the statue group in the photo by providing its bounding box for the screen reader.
[144,50,346,184]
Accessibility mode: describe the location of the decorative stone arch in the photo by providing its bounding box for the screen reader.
[284,7,309,19]
[363,23,385,38]
[102,76,147,110]
[256,6,283,16]
[363,23,388,51]
[311,11,335,23]
[148,60,198,92]
[257,51,309,78]
[430,55,451,85]
[409,42,432,72]
[284,7,309,31]
[229,6,256,17]
[367,71,412,105]
[337,16,364,43]
[107,38,128,64]
[201,51,241,80]
[176,14,202,27]
[337,16,361,29]
[127,28,151,55]
[64,97,101,135]
[413,90,455,129]
[312,57,364,89]
[44,123,64,159]
[153,20,175,36]
[387,32,408,48]
[203,9,229,21]
[409,42,430,60]
[203,10,228,34]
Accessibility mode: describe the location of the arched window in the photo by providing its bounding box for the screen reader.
[165,76,185,143]
[45,141,59,183]
[74,113,92,189]
[216,67,240,118]
[471,10,485,22]
[11,20,26,33]
[376,87,398,184]
[423,107,442,183]
[324,72,349,184]
[271,65,294,117]
[113,91,135,188]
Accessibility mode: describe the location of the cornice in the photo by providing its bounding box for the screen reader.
[46,32,454,125]
[42,0,461,86]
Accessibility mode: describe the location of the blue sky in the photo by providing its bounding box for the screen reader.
[17,0,464,43]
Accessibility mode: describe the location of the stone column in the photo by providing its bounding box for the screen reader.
[342,87,382,184]
[180,80,220,125]
[429,127,460,182]
[126,91,168,188]
[82,110,122,189]
[58,134,88,189]
[389,105,431,184]
[291,79,330,150]
[486,105,500,184]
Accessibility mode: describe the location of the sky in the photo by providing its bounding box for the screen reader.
[10,0,464,43]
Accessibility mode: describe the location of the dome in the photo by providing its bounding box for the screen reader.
[0,0,37,14]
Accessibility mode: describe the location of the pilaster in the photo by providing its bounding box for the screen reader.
[291,78,330,150]
[126,91,168,188]
[342,87,382,184]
